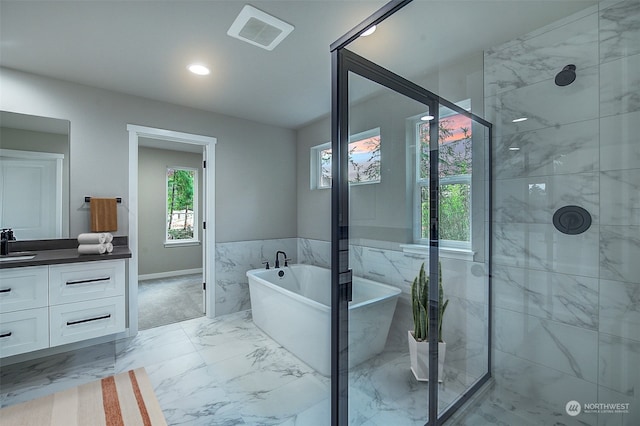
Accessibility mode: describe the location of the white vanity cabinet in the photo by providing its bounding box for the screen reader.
[0,266,49,357]
[0,259,126,358]
[49,260,126,347]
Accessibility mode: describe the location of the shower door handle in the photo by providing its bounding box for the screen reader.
[339,269,353,302]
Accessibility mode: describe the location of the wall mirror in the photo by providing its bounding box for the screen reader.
[0,111,70,240]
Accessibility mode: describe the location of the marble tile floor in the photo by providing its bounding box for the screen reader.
[448,379,639,426]
[445,383,539,426]
[1,310,486,425]
[447,382,616,426]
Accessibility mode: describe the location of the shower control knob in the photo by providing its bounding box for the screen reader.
[553,205,591,235]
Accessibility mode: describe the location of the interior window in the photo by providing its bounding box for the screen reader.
[311,128,381,189]
[166,167,198,243]
[415,103,472,249]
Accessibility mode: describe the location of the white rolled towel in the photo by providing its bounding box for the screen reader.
[104,242,113,253]
[104,233,113,243]
[78,233,107,244]
[78,244,107,255]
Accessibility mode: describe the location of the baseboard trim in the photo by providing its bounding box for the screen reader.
[138,268,203,281]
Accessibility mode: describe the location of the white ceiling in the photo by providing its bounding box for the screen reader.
[0,1,596,130]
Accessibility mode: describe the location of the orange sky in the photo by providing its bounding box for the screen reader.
[440,114,472,144]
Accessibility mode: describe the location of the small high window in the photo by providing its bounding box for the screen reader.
[166,167,198,243]
[311,128,381,189]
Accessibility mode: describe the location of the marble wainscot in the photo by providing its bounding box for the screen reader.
[215,238,297,316]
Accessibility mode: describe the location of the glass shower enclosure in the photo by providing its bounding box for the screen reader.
[330,0,640,424]
[330,4,492,424]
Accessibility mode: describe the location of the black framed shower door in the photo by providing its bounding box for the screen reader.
[330,31,492,426]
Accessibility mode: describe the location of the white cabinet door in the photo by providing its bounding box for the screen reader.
[0,307,49,357]
[0,266,48,313]
[49,296,125,347]
[49,260,125,305]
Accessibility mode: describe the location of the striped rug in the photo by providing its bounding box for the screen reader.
[0,367,167,426]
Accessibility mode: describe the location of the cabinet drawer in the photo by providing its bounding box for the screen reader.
[49,296,125,347]
[0,266,48,313]
[0,307,49,357]
[49,260,125,305]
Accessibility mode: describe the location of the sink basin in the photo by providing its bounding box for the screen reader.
[0,253,36,262]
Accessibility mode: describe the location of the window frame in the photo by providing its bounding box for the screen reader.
[310,141,333,189]
[165,166,199,246]
[310,127,381,189]
[413,103,472,250]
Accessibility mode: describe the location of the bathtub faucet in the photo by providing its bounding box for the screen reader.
[275,251,290,268]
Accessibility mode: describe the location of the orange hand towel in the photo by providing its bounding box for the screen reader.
[90,198,118,232]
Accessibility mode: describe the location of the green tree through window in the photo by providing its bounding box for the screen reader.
[167,168,196,240]
[417,109,472,245]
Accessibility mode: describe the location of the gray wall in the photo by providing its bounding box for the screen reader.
[138,147,203,276]
[296,117,332,242]
[0,127,68,157]
[296,54,484,243]
[296,91,424,244]
[0,67,297,242]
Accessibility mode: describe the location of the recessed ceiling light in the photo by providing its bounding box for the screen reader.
[420,115,435,121]
[361,25,377,37]
[512,117,528,123]
[509,146,521,151]
[188,64,210,76]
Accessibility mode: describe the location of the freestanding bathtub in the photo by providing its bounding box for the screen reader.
[246,264,400,376]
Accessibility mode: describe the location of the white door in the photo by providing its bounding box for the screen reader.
[0,150,63,239]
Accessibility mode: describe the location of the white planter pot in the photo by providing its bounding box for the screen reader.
[408,330,445,382]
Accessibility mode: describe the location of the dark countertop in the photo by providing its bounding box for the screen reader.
[0,237,131,269]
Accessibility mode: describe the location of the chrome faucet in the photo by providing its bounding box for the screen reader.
[1,229,15,256]
[274,251,289,268]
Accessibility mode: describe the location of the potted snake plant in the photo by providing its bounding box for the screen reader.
[408,262,448,382]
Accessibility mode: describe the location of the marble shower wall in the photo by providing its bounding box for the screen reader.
[485,1,640,424]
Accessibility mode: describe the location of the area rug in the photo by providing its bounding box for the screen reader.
[0,367,167,426]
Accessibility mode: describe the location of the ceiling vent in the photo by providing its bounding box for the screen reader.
[227,5,294,51]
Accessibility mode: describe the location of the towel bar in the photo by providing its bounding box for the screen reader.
[84,197,122,203]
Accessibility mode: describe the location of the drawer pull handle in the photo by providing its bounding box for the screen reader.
[0,332,12,338]
[0,288,11,293]
[66,314,111,326]
[66,277,110,286]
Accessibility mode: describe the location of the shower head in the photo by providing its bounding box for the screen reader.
[555,64,576,87]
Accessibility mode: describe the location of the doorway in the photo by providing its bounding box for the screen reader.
[137,144,204,330]
[127,125,216,336]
